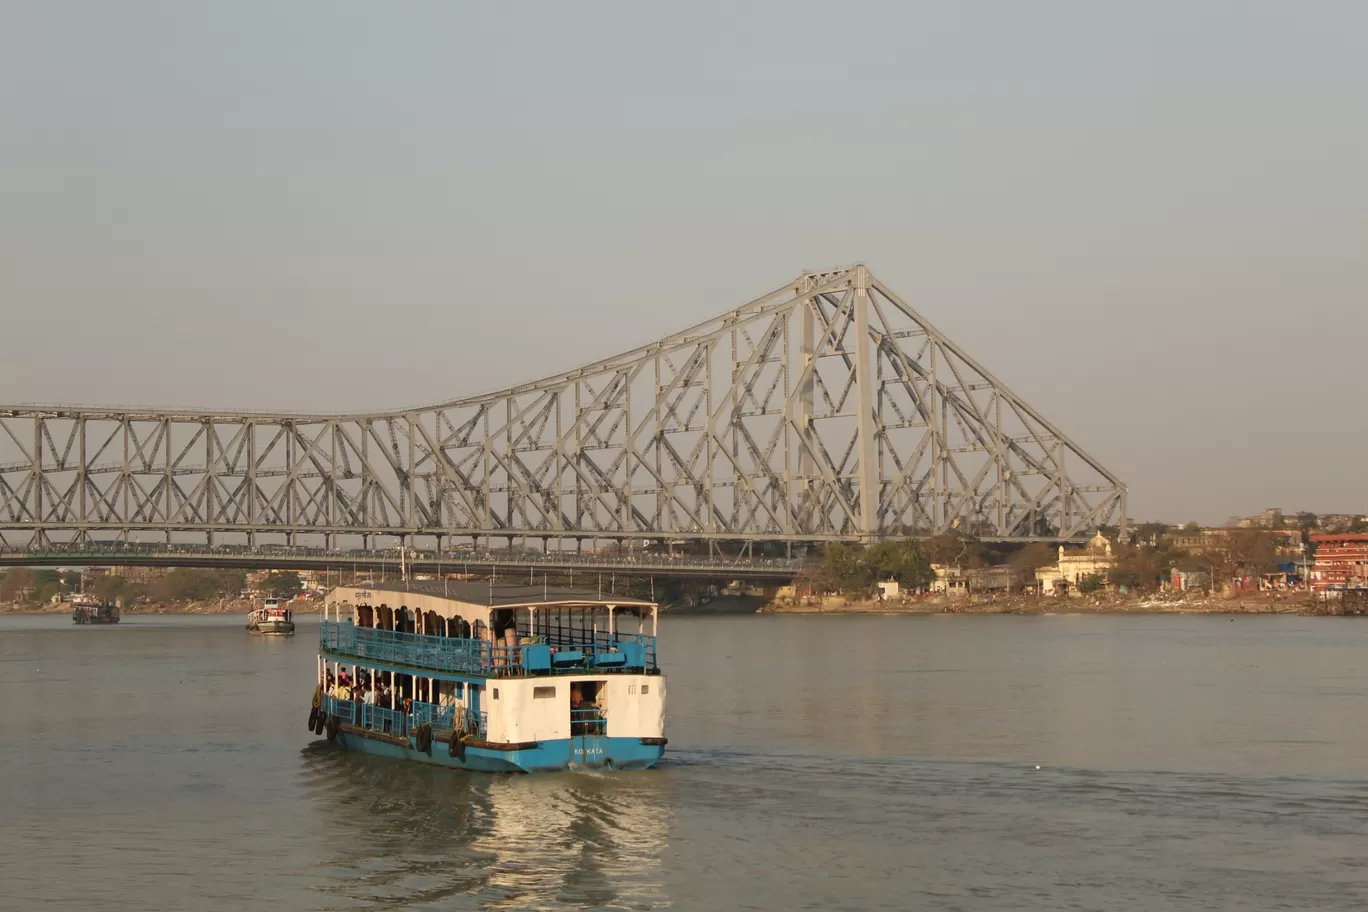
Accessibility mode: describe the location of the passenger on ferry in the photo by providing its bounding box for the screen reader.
[570,684,584,734]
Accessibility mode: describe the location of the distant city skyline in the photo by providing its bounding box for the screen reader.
[2,2,1365,525]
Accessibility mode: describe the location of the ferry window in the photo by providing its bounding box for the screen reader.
[628,684,637,694]
[533,686,556,699]
[641,685,649,695]
[492,688,499,700]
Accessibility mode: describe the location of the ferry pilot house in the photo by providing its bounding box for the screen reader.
[313,581,666,772]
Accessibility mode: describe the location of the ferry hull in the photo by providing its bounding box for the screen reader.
[327,728,664,774]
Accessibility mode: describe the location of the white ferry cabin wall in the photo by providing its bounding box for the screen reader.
[313,581,666,773]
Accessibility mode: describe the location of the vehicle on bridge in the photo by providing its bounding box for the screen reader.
[71,596,119,625]
[310,581,666,773]
[247,599,295,636]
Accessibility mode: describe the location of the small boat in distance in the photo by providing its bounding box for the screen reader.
[72,596,120,625]
[247,599,296,636]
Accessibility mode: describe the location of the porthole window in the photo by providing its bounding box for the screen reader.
[492,688,499,700]
[533,686,556,699]
[641,685,649,695]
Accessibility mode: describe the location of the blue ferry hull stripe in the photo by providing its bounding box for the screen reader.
[326,731,664,773]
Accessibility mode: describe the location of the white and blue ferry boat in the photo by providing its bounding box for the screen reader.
[310,581,666,773]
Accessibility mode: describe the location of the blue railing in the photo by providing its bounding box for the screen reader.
[411,700,456,731]
[362,703,408,735]
[320,694,486,739]
[321,621,657,676]
[322,622,490,674]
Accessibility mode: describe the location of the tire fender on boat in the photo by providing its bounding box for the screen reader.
[308,706,319,731]
[415,723,433,754]
[325,715,340,741]
[448,732,465,760]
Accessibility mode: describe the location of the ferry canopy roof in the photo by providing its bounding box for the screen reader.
[325,580,655,624]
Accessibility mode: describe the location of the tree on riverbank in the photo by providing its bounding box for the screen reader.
[91,573,136,603]
[262,571,303,598]
[922,533,990,569]
[150,569,246,602]
[1009,542,1057,572]
[866,539,934,589]
[0,568,35,603]
[801,539,933,595]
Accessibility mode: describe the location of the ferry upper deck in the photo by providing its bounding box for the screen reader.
[321,580,660,678]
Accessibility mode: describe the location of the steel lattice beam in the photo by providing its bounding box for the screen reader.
[0,266,1126,550]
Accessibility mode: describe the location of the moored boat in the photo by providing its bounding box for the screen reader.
[247,599,296,635]
[309,581,666,773]
[72,596,120,625]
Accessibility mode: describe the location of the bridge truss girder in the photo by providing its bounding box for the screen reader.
[0,265,1125,550]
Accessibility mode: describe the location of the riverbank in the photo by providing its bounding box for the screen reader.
[760,590,1324,616]
[0,597,321,616]
[2,590,1339,617]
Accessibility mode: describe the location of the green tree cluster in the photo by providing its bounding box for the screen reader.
[807,539,934,595]
[262,571,304,598]
[1078,573,1105,593]
[90,573,136,603]
[149,569,246,602]
[1009,541,1057,572]
[921,533,990,569]
[0,568,79,604]
[0,568,35,603]
[866,539,934,589]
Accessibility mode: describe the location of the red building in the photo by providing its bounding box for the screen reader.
[1309,533,1368,592]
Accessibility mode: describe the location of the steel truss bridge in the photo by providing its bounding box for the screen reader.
[0,265,1125,568]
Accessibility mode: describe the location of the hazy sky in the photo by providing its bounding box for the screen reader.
[2,2,1364,525]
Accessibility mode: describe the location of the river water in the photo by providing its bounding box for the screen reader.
[3,613,1366,911]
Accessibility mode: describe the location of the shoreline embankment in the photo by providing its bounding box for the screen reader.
[1,591,1341,617]
[757,589,1324,616]
[0,597,321,616]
